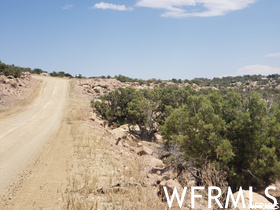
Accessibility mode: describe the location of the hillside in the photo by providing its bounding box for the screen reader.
[0,61,279,209]
[0,73,40,113]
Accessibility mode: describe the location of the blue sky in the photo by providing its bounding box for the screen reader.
[0,0,279,80]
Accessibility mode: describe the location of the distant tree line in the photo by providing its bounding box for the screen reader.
[2,60,280,86]
[0,60,74,78]
[0,61,26,78]
[113,74,190,85]
[49,71,73,78]
[94,74,280,89]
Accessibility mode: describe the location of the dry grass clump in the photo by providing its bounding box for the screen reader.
[195,163,228,209]
[104,184,164,210]
[62,100,164,209]
[69,108,91,122]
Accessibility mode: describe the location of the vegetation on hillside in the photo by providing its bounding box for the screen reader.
[49,71,73,78]
[162,90,280,190]
[92,82,280,192]
[0,60,74,78]
[0,61,25,78]
[3,59,280,196]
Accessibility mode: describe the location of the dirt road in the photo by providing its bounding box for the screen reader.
[0,76,69,197]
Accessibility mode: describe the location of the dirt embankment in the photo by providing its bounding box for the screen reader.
[0,72,41,116]
[61,80,167,209]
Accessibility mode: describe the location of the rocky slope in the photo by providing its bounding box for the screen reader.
[0,72,38,111]
[69,78,278,209]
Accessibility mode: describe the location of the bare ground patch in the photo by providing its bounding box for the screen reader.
[61,80,167,209]
[0,74,43,118]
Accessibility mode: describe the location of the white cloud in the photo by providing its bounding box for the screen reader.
[93,2,133,11]
[237,65,280,76]
[136,0,257,18]
[264,53,280,58]
[62,4,73,10]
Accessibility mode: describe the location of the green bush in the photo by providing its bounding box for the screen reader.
[162,91,280,191]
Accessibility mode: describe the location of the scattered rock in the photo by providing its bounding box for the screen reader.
[154,133,163,143]
[112,127,127,140]
[137,145,154,156]
[149,157,164,169]
[82,84,91,89]
[0,74,37,110]
[159,151,172,160]
[93,86,102,93]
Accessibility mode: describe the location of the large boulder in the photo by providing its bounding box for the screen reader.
[82,84,91,89]
[141,155,164,177]
[154,133,164,143]
[119,124,130,132]
[93,86,102,93]
[149,157,164,169]
[137,145,154,156]
[97,81,109,89]
[232,190,274,210]
[112,127,127,140]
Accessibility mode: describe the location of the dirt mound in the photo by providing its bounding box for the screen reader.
[0,72,38,111]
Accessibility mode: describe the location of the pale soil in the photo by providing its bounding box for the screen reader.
[0,76,69,209]
[62,81,166,210]
[0,74,40,115]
